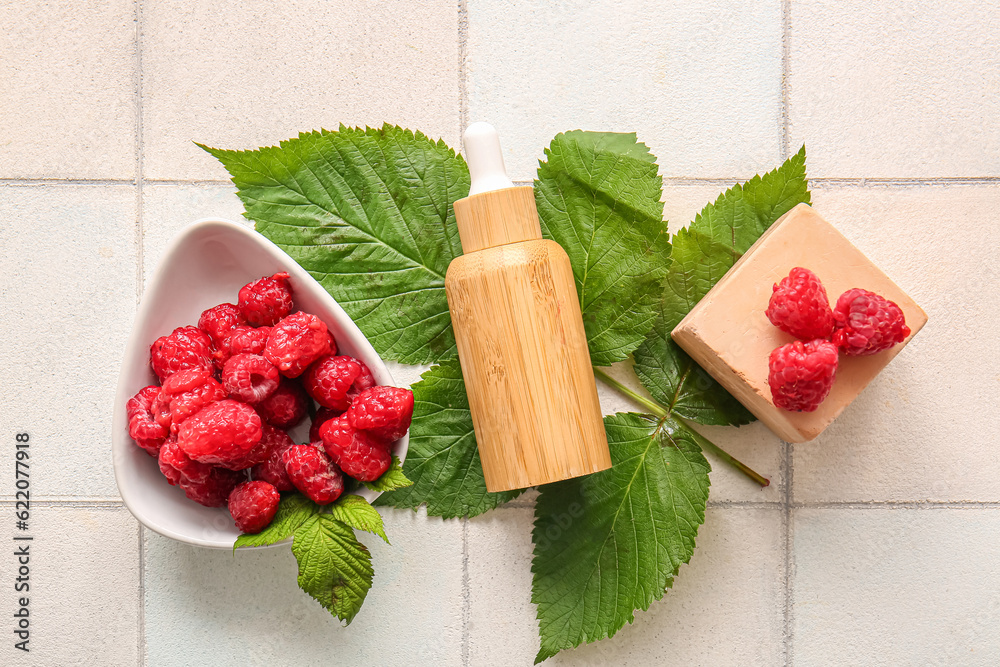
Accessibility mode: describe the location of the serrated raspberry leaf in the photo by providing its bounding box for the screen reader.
[531,413,711,663]
[233,493,319,551]
[535,132,671,366]
[632,146,810,426]
[373,361,523,518]
[362,455,412,493]
[199,125,468,365]
[327,494,389,544]
[291,514,374,625]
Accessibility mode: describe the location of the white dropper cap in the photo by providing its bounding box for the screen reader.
[464,122,515,196]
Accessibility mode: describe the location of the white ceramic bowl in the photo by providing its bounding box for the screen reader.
[112,218,407,549]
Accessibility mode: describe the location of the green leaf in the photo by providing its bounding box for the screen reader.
[531,413,711,663]
[535,131,671,366]
[632,146,809,426]
[362,455,413,493]
[200,124,469,365]
[328,494,389,544]
[233,494,318,551]
[292,514,374,625]
[373,360,523,518]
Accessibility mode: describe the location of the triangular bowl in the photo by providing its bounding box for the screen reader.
[112,218,407,548]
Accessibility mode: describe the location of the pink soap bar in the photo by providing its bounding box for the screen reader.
[671,203,927,443]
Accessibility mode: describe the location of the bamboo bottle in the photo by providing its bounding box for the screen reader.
[445,123,611,493]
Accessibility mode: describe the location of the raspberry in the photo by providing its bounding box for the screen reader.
[346,386,414,442]
[304,355,361,410]
[229,421,290,471]
[238,272,293,326]
[320,416,391,482]
[250,428,297,491]
[177,399,263,468]
[768,340,839,412]
[150,326,215,382]
[346,360,375,403]
[832,288,910,356]
[151,368,226,435]
[222,353,280,405]
[765,267,834,341]
[282,444,344,505]
[256,377,309,429]
[179,467,245,508]
[158,438,213,485]
[228,481,281,533]
[198,303,244,350]
[309,407,342,443]
[226,325,271,357]
[126,386,168,456]
[264,312,331,378]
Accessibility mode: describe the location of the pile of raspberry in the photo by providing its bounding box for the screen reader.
[765,267,910,412]
[125,272,414,534]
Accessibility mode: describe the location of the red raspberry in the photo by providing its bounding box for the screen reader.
[256,377,309,429]
[198,303,244,351]
[228,421,290,471]
[346,360,375,403]
[345,386,414,442]
[768,340,839,412]
[238,272,293,326]
[250,428,297,491]
[264,312,332,378]
[228,481,281,533]
[320,415,391,482]
[765,267,834,341]
[832,288,910,356]
[304,355,361,410]
[222,353,280,405]
[226,325,272,357]
[126,386,168,456]
[158,437,213,485]
[179,467,245,508]
[309,406,342,443]
[177,399,263,468]
[150,325,215,382]
[282,444,344,505]
[151,368,226,435]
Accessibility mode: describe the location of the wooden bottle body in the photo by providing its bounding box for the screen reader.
[445,239,611,492]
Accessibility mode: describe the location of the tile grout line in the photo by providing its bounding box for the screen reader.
[461,516,470,667]
[458,0,469,141]
[780,0,791,161]
[134,2,147,665]
[783,440,794,667]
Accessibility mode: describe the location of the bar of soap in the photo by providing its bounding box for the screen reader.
[671,203,927,443]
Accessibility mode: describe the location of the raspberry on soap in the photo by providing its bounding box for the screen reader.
[264,312,332,378]
[282,444,344,505]
[765,267,834,341]
[126,386,168,456]
[345,386,414,442]
[768,340,839,412]
[239,272,293,326]
[150,325,215,382]
[833,288,910,356]
[229,481,281,533]
[320,415,391,482]
[177,399,263,468]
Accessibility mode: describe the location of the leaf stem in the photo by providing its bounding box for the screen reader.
[593,368,769,488]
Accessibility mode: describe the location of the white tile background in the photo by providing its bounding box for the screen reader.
[0,0,998,664]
